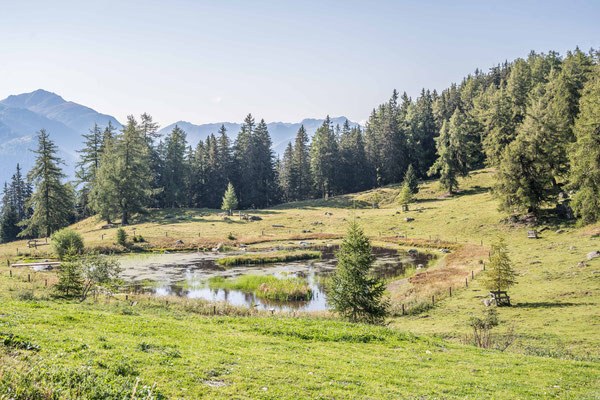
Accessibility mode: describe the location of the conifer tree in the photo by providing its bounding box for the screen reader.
[428,109,479,193]
[278,142,297,201]
[495,70,572,215]
[253,119,277,207]
[403,164,419,194]
[93,116,151,225]
[292,125,312,200]
[310,116,339,198]
[0,183,20,243]
[19,130,75,238]
[161,125,188,208]
[482,238,517,293]
[76,123,103,217]
[568,67,600,224]
[397,181,413,207]
[221,182,238,213]
[327,221,389,324]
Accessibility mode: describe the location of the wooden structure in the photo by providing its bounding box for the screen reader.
[527,230,538,239]
[27,239,50,249]
[11,261,60,268]
[489,291,511,307]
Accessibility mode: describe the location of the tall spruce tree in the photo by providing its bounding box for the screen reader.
[278,142,297,202]
[0,183,20,243]
[327,221,389,324]
[310,116,339,198]
[161,125,188,208]
[19,130,75,238]
[292,125,312,200]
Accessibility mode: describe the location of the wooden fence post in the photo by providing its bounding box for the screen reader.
[27,274,30,282]
[401,304,405,315]
[432,295,434,305]
[465,278,468,288]
[449,287,452,297]
[483,262,485,271]
[472,270,474,279]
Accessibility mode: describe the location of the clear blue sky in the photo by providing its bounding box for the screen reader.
[0,0,598,126]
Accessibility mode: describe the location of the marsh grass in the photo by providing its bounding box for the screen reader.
[208,275,313,301]
[216,250,321,266]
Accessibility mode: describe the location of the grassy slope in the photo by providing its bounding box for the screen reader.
[1,168,599,397]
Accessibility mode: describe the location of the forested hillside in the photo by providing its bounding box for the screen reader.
[1,47,599,242]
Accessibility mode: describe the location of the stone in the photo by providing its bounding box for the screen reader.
[272,224,284,228]
[407,249,419,256]
[301,230,311,233]
[556,229,564,234]
[249,215,262,221]
[324,212,332,216]
[440,248,450,254]
[586,251,600,260]
[175,240,184,245]
[405,217,414,222]
[215,243,223,252]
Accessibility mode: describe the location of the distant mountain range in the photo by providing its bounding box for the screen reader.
[0,89,359,187]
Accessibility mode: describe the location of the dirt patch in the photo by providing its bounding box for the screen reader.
[387,243,489,308]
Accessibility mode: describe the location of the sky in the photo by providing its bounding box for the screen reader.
[0,0,598,126]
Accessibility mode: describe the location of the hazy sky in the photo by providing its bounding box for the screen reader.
[0,0,598,126]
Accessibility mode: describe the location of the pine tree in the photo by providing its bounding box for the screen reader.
[93,116,151,225]
[162,125,188,208]
[0,183,20,243]
[482,238,517,293]
[278,142,296,201]
[428,109,479,193]
[221,182,238,213]
[292,125,312,200]
[232,114,256,208]
[397,181,413,206]
[405,90,438,177]
[310,116,339,198]
[477,86,518,166]
[254,119,277,207]
[76,123,103,217]
[19,130,75,238]
[568,66,600,224]
[495,70,572,216]
[327,221,389,324]
[403,164,419,194]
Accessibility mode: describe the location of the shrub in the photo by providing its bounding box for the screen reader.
[116,228,128,246]
[51,229,84,260]
[56,261,84,297]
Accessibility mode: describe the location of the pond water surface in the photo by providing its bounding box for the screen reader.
[118,245,433,312]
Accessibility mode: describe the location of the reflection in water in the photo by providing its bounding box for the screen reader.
[122,246,433,312]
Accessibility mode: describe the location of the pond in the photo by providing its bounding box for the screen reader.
[117,245,434,312]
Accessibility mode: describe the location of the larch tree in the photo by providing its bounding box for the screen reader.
[568,66,600,224]
[428,109,480,193]
[221,182,238,213]
[19,130,75,238]
[93,116,152,225]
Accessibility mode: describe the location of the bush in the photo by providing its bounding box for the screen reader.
[56,261,84,297]
[116,228,128,246]
[51,229,84,260]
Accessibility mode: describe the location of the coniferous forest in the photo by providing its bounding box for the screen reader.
[1,47,600,242]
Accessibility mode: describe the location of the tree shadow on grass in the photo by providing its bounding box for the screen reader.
[513,302,588,308]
